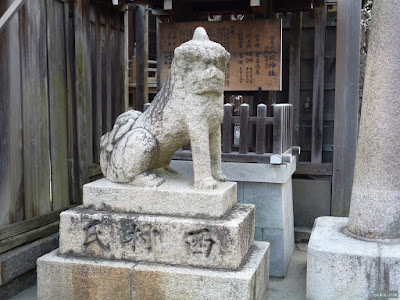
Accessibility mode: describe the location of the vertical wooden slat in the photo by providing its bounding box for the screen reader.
[64,1,80,204]
[135,5,148,111]
[89,4,97,162]
[222,103,233,153]
[124,10,130,111]
[93,7,103,162]
[289,13,302,147]
[105,13,112,130]
[332,0,361,217]
[0,1,24,226]
[311,4,326,163]
[110,14,117,121]
[266,91,276,151]
[273,105,283,154]
[118,11,126,115]
[47,0,69,210]
[156,17,161,92]
[256,104,267,154]
[20,0,51,218]
[74,0,93,193]
[239,104,249,154]
[99,11,107,134]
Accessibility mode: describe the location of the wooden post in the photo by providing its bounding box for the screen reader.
[311,4,326,163]
[331,0,361,217]
[222,103,233,153]
[256,104,267,154]
[239,104,249,154]
[289,12,302,147]
[135,5,148,111]
[273,105,283,154]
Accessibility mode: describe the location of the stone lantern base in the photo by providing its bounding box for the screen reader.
[307,217,400,300]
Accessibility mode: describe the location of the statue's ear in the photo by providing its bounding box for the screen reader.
[225,51,231,64]
[174,47,182,59]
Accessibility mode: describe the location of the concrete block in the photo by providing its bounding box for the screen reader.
[243,181,292,229]
[0,269,36,300]
[37,250,136,300]
[171,158,296,184]
[83,177,237,219]
[307,217,400,300]
[262,223,294,278]
[0,233,58,285]
[59,204,254,270]
[292,179,331,228]
[133,241,270,300]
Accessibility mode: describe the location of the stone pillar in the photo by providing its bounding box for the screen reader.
[307,2,400,299]
[347,0,400,239]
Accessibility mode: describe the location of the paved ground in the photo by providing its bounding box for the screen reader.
[10,243,308,300]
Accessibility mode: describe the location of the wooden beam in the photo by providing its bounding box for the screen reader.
[0,206,73,241]
[0,221,59,254]
[331,0,361,217]
[295,162,332,176]
[289,12,302,147]
[311,3,326,163]
[0,0,26,33]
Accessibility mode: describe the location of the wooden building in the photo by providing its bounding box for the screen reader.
[0,0,361,296]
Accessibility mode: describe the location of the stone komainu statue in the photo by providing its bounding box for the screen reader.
[100,27,230,189]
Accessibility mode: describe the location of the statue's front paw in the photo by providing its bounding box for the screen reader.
[195,177,218,190]
[212,172,226,182]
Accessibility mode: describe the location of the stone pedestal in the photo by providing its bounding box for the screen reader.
[37,176,270,299]
[307,217,400,300]
[171,159,295,277]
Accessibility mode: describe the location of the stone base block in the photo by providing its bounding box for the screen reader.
[83,177,237,219]
[37,250,136,300]
[38,242,270,300]
[133,241,270,300]
[60,204,254,270]
[307,217,400,300]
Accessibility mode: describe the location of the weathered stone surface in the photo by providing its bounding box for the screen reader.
[0,233,58,285]
[83,177,237,219]
[59,204,254,270]
[170,157,296,184]
[37,249,136,300]
[133,241,270,300]
[100,27,230,190]
[347,0,400,239]
[307,217,400,300]
[37,242,269,300]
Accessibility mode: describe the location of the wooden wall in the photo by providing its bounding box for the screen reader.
[0,0,126,251]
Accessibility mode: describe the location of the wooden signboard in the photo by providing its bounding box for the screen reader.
[160,19,282,91]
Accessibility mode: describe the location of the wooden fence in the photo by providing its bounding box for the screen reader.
[0,0,126,253]
[169,103,297,164]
